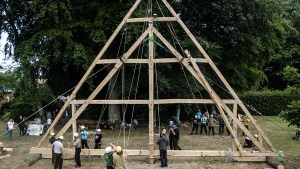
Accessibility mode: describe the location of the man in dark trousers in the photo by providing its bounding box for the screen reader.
[72,133,81,168]
[94,129,102,149]
[53,136,64,169]
[190,115,199,135]
[156,130,169,168]
[172,125,182,150]
[200,115,208,135]
[219,116,225,135]
[17,116,25,136]
[49,132,56,164]
[168,121,175,150]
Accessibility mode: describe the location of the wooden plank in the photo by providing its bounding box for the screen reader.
[148,19,155,164]
[234,157,266,162]
[69,99,237,105]
[30,147,277,158]
[232,102,238,154]
[161,0,276,152]
[55,28,151,138]
[71,104,77,135]
[96,58,208,64]
[37,0,142,148]
[126,17,177,23]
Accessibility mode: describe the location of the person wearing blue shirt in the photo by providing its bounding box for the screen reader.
[80,126,89,149]
[200,115,208,135]
[226,116,233,135]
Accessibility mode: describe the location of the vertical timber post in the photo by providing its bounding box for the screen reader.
[148,17,155,164]
[232,102,238,154]
[71,103,77,135]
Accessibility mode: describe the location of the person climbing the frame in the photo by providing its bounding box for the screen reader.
[156,130,169,168]
[72,133,81,168]
[94,129,102,149]
[80,126,89,149]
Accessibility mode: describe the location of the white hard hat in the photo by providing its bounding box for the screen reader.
[105,146,112,153]
[73,133,79,137]
[96,129,101,132]
[81,126,85,129]
[58,136,64,140]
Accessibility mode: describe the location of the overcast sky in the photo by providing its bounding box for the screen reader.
[0,33,19,72]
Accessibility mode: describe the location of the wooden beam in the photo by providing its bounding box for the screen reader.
[161,0,276,152]
[30,147,278,158]
[234,157,266,162]
[126,17,177,23]
[69,99,237,105]
[37,0,142,148]
[71,104,77,135]
[96,58,208,64]
[55,28,151,138]
[148,19,155,164]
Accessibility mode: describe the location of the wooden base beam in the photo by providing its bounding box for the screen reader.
[30,147,279,160]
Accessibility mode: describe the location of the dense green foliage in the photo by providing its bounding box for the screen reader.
[0,0,299,123]
[240,89,300,116]
[280,100,300,127]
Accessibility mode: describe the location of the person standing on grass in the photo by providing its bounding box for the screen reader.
[49,132,57,165]
[219,115,225,135]
[113,146,127,169]
[226,115,233,135]
[156,130,169,168]
[172,125,182,150]
[208,114,217,136]
[72,133,81,168]
[190,115,199,135]
[53,136,64,169]
[200,115,208,135]
[104,146,114,169]
[80,126,89,149]
[168,121,175,150]
[17,116,25,136]
[7,119,14,141]
[94,129,102,149]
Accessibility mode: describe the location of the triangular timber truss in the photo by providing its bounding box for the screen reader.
[31,0,278,163]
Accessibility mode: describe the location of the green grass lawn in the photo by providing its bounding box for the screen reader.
[0,116,299,169]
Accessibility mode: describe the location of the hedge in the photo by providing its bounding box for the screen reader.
[239,89,300,116]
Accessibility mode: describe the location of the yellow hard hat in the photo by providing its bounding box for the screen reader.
[115,146,122,153]
[254,134,259,138]
[50,132,55,136]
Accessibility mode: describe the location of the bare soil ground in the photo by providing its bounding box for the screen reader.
[0,116,299,169]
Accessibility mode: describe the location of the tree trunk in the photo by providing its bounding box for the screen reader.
[107,67,120,123]
[176,105,181,124]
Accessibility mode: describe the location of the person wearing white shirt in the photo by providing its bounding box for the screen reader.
[7,119,14,141]
[53,136,64,169]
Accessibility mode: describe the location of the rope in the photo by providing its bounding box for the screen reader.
[125,0,152,149]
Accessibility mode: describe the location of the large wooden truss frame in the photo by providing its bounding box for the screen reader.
[31,0,278,163]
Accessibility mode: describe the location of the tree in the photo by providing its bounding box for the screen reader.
[0,0,296,121]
